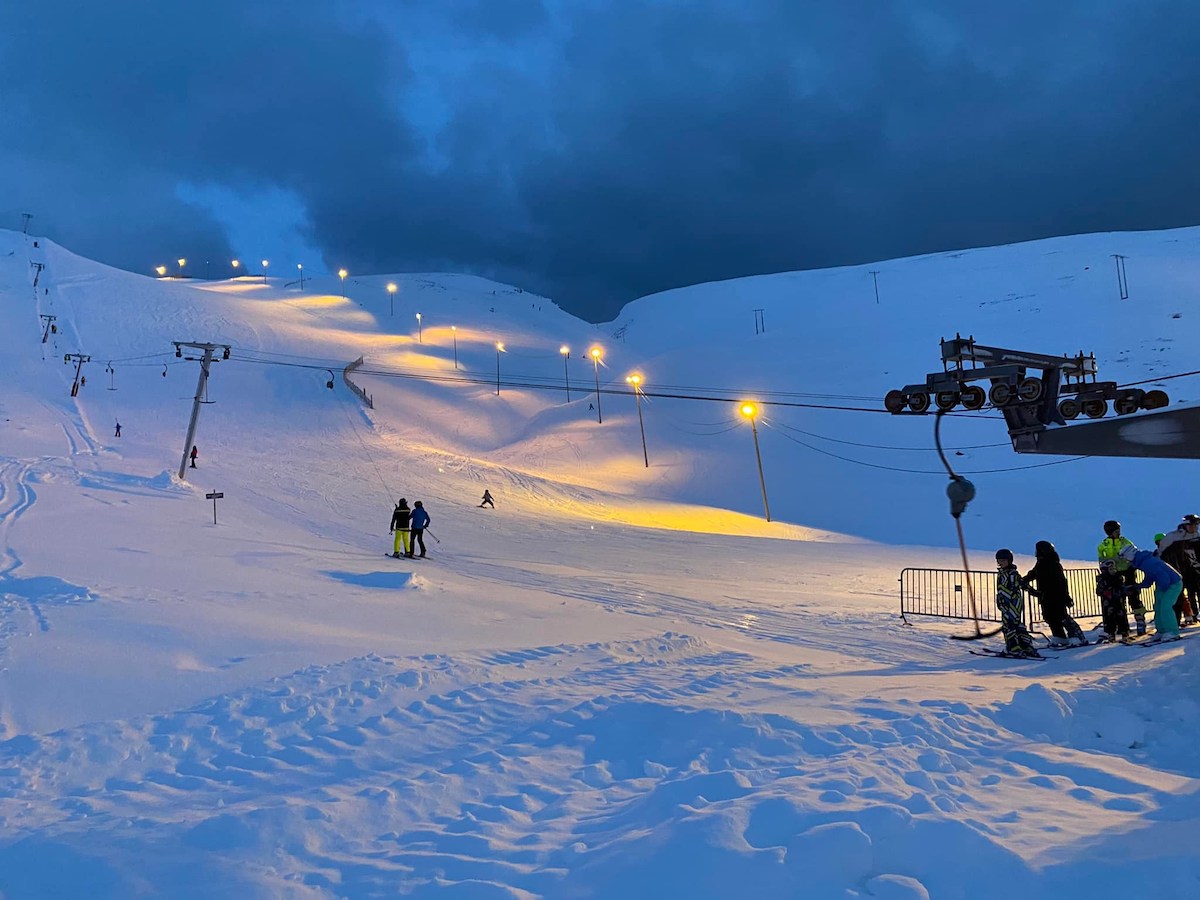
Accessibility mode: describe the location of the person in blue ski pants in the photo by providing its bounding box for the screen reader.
[1121,545,1183,642]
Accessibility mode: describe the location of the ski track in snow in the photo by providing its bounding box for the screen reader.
[10,230,1200,897]
[3,635,1199,898]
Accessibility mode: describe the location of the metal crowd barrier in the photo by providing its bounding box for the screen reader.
[900,567,1156,628]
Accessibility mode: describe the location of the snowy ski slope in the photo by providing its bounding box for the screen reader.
[2,227,1200,897]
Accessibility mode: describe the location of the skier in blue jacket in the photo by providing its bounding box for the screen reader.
[1120,545,1183,642]
[410,500,431,558]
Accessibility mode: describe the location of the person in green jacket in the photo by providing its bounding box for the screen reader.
[1099,520,1147,636]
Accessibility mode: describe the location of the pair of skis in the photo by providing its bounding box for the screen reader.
[967,646,1055,661]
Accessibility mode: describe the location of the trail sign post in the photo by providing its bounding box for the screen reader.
[205,490,224,524]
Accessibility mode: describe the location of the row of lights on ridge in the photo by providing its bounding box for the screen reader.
[151,260,770,512]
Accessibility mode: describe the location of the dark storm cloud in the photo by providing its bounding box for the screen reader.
[0,0,414,276]
[5,1,1200,319]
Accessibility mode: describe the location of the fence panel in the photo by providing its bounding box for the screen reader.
[900,567,1155,628]
[343,356,374,409]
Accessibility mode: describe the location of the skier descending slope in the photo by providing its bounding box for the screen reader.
[1121,545,1183,642]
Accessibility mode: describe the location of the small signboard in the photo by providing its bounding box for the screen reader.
[205,490,225,524]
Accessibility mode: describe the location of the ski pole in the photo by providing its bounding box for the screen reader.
[426,529,441,544]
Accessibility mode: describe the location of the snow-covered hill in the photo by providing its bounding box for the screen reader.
[3,227,1200,898]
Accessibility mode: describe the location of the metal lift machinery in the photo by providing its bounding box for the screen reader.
[882,336,1200,459]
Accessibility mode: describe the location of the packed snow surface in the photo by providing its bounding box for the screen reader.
[3,226,1200,898]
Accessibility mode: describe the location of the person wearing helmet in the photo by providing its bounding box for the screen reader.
[1098,520,1147,636]
[389,498,412,558]
[1095,558,1131,643]
[1120,543,1183,642]
[1156,519,1200,626]
[995,549,1038,657]
[1023,541,1087,647]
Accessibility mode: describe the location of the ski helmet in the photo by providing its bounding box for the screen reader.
[1186,514,1200,525]
[1099,558,1117,571]
[1035,540,1056,556]
[995,548,1014,563]
[1118,543,1138,563]
[1155,532,1167,543]
[1103,520,1121,536]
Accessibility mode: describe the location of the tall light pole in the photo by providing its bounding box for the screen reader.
[338,268,348,298]
[177,258,186,277]
[560,345,571,400]
[451,326,458,368]
[495,342,505,395]
[589,346,603,423]
[627,373,649,467]
[739,402,771,522]
[297,263,304,289]
[387,282,397,316]
[415,312,423,342]
[261,259,269,283]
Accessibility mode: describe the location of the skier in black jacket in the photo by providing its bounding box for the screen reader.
[1022,540,1086,647]
[389,499,412,558]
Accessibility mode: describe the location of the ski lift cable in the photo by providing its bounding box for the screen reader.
[331,385,396,503]
[768,418,1011,452]
[761,420,1088,475]
[228,356,903,412]
[1117,368,1200,388]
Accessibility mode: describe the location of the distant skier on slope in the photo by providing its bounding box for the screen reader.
[390,498,412,558]
[994,548,1037,657]
[1022,540,1086,647]
[114,421,121,438]
[478,490,494,509]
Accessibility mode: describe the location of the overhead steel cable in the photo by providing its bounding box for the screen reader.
[769,418,1011,451]
[1117,368,1200,388]
[226,354,998,417]
[761,419,1088,475]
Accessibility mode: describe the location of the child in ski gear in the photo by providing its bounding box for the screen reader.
[389,498,412,558]
[410,501,430,558]
[1121,544,1183,642]
[190,445,198,468]
[1023,540,1086,647]
[995,548,1037,657]
[1099,519,1147,635]
[478,490,494,509]
[1096,559,1131,642]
